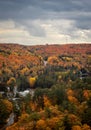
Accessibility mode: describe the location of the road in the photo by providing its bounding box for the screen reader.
[7,113,14,126]
[1,113,14,130]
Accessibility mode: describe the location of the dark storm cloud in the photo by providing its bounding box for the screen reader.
[0,0,91,19]
[0,0,91,40]
[74,13,91,30]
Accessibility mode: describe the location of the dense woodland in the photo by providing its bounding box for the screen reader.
[0,43,91,130]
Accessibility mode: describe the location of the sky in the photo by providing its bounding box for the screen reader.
[0,0,91,45]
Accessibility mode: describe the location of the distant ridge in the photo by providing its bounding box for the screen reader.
[0,43,91,46]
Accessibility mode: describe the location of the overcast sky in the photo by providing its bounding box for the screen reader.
[0,0,91,45]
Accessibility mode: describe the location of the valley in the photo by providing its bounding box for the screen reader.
[0,43,91,130]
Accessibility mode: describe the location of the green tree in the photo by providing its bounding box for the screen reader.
[50,84,67,105]
[17,75,30,91]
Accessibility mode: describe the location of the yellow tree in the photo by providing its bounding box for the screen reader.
[83,90,89,99]
[48,56,59,65]
[67,89,74,96]
[82,124,91,130]
[28,77,36,88]
[72,125,82,130]
[20,67,30,76]
[7,77,16,85]
[30,101,37,111]
[7,77,16,92]
[67,114,81,127]
[36,119,47,130]
[68,95,79,105]
[43,95,51,107]
[3,99,13,113]
[47,117,61,130]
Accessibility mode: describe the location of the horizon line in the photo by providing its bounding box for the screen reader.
[0,42,91,46]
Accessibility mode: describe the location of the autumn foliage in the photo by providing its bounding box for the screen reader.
[0,43,91,130]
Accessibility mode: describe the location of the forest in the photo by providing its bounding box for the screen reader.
[0,43,91,130]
